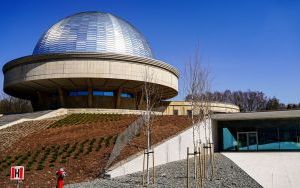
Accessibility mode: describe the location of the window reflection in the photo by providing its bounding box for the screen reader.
[69,91,88,96]
[219,119,300,151]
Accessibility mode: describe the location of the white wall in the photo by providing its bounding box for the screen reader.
[108,119,213,178]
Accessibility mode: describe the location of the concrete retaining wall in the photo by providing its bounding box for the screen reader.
[108,119,212,178]
[67,108,162,115]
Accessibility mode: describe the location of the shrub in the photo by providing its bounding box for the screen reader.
[105,136,113,147]
[16,160,23,166]
[36,164,44,170]
[27,150,41,168]
[67,142,78,155]
[26,151,32,157]
[50,147,59,163]
[85,138,96,154]
[7,160,12,166]
[95,137,104,151]
[27,161,33,166]
[73,153,79,159]
[63,144,70,152]
[14,155,21,162]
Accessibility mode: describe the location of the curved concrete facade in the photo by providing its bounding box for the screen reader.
[3,53,179,110]
[161,101,240,115]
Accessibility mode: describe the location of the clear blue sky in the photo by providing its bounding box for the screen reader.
[1,0,300,103]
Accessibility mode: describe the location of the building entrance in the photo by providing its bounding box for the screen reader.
[237,132,258,151]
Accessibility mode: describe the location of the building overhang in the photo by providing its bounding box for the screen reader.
[3,52,179,100]
[3,52,179,77]
[212,110,300,121]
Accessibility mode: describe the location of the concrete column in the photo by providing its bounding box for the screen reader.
[58,88,65,107]
[115,88,122,109]
[37,91,44,108]
[136,91,144,110]
[88,87,93,108]
[135,92,140,110]
[31,92,42,111]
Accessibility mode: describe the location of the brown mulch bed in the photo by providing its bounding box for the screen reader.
[0,115,191,187]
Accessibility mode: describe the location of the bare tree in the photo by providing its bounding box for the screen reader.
[188,90,271,112]
[104,67,162,182]
[0,92,33,114]
[141,66,162,185]
[184,48,211,181]
[185,49,211,144]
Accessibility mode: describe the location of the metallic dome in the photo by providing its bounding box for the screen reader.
[33,12,153,58]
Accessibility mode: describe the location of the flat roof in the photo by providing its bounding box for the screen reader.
[212,110,300,121]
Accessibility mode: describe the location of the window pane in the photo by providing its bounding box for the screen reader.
[257,128,279,150]
[223,128,237,151]
[279,126,300,150]
[69,91,88,96]
[93,91,114,96]
[104,91,114,96]
[121,93,134,98]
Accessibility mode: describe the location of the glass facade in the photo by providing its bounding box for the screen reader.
[121,93,134,98]
[93,91,114,96]
[69,91,88,96]
[219,118,300,151]
[69,90,115,97]
[68,91,135,97]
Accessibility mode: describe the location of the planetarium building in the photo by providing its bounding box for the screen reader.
[3,12,179,110]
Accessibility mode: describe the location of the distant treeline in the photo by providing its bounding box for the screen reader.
[0,94,33,114]
[186,90,300,112]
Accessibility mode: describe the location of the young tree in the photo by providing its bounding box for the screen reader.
[184,48,211,180]
[141,66,162,185]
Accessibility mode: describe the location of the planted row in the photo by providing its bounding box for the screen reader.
[48,114,124,128]
[0,134,118,173]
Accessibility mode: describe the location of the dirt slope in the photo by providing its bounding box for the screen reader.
[0,114,191,187]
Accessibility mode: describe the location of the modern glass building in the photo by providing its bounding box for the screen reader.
[213,110,300,151]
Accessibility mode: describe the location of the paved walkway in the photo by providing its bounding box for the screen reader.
[0,110,52,127]
[223,152,300,188]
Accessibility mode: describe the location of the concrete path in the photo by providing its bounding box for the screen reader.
[223,152,300,188]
